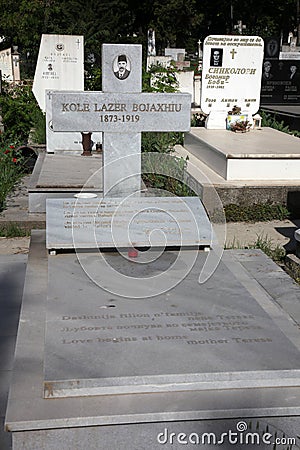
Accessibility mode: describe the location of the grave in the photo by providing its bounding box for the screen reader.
[5,43,300,448]
[200,35,264,129]
[0,48,13,82]
[185,34,300,182]
[32,34,102,154]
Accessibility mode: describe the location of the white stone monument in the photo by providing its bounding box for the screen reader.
[165,48,186,61]
[0,47,13,81]
[33,34,101,153]
[201,35,264,129]
[33,34,84,112]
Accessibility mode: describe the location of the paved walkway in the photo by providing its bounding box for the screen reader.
[0,254,27,449]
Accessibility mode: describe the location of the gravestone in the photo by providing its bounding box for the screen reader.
[165,48,186,61]
[50,43,191,195]
[260,60,300,104]
[0,47,13,81]
[33,34,102,153]
[201,35,264,128]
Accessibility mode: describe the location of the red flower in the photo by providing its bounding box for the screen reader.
[9,145,15,149]
[4,149,10,154]
[12,158,17,163]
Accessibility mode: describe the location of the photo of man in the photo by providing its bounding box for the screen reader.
[210,48,223,67]
[262,61,273,80]
[113,54,131,80]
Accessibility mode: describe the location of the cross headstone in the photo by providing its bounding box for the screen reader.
[234,20,246,34]
[50,43,191,196]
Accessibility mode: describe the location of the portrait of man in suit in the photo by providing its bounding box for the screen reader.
[210,48,223,67]
[114,54,131,80]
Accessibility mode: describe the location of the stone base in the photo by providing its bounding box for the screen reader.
[184,127,300,181]
[5,231,300,448]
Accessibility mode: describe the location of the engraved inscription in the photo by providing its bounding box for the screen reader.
[58,311,273,347]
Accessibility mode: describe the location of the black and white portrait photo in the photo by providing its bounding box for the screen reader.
[113,54,131,80]
[210,48,223,67]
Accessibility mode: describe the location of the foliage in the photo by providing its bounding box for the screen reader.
[191,113,207,127]
[142,153,193,197]
[143,63,179,93]
[85,67,102,91]
[0,222,30,238]
[250,234,286,262]
[260,111,300,138]
[226,234,286,262]
[0,139,27,212]
[224,202,290,222]
[0,81,41,142]
[141,131,191,196]
[30,108,46,144]
[0,0,297,78]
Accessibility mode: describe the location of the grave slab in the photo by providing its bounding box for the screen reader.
[44,246,300,398]
[46,196,212,249]
[28,153,103,213]
[184,127,300,180]
[5,232,300,449]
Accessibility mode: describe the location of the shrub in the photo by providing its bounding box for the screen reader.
[0,139,27,212]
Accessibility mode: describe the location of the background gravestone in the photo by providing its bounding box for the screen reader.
[260,60,300,104]
[33,34,102,153]
[0,48,13,82]
[201,35,264,128]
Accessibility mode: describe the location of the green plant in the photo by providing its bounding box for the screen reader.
[260,110,300,138]
[30,108,46,144]
[0,139,27,212]
[0,222,30,238]
[251,234,286,262]
[226,233,286,262]
[143,63,179,93]
[225,203,290,222]
[191,113,207,127]
[0,81,41,142]
[142,152,193,197]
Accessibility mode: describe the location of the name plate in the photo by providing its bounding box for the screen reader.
[51,92,191,132]
[46,197,212,249]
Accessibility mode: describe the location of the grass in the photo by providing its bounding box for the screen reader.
[225,203,290,222]
[226,233,286,263]
[0,222,30,238]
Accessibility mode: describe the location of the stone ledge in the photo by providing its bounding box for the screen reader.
[286,254,300,280]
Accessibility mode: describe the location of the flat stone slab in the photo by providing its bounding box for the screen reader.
[5,232,300,440]
[184,127,300,180]
[44,246,300,398]
[187,127,300,158]
[295,229,300,242]
[36,154,102,189]
[46,196,212,249]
